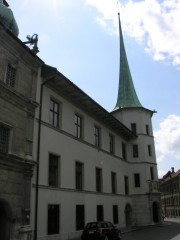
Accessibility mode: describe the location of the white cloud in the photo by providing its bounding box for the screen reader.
[85,0,180,67]
[154,115,180,163]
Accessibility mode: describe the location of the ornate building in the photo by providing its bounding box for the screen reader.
[0,3,161,240]
[160,168,180,218]
[0,1,43,239]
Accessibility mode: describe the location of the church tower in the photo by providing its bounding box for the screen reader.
[112,13,161,225]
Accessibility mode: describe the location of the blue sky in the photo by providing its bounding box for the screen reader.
[9,0,180,178]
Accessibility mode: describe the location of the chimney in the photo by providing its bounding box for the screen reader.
[171,167,174,173]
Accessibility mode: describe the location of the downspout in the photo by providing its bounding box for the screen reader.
[34,78,51,240]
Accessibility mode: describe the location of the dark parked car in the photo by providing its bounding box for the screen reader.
[81,221,122,240]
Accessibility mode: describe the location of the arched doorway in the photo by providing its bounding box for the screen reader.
[152,202,160,223]
[0,199,12,240]
[125,204,132,227]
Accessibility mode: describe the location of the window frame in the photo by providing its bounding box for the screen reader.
[111,171,117,194]
[49,98,60,128]
[131,123,137,135]
[96,167,102,192]
[133,144,139,158]
[75,113,83,139]
[47,204,60,235]
[113,205,119,224]
[48,153,59,187]
[148,145,152,156]
[97,205,104,222]
[122,142,127,160]
[94,125,101,147]
[124,176,129,195]
[0,123,11,153]
[5,63,16,87]
[76,205,85,230]
[75,161,84,190]
[134,173,141,188]
[109,134,115,154]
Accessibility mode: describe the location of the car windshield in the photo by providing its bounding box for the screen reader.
[86,222,114,229]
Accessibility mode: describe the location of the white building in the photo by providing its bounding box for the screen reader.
[31,13,161,240]
[0,2,161,240]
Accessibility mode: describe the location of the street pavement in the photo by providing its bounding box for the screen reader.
[122,218,180,240]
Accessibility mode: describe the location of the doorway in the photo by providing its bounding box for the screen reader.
[0,199,12,240]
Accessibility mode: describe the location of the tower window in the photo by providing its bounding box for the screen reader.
[131,123,137,135]
[134,173,140,187]
[133,144,139,158]
[148,145,152,156]
[146,125,150,135]
[124,176,129,195]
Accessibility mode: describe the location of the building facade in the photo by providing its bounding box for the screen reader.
[0,3,161,240]
[160,168,180,218]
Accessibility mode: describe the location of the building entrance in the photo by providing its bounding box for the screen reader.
[152,201,160,223]
[0,199,12,240]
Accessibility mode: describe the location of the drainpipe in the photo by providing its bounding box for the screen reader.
[34,78,51,240]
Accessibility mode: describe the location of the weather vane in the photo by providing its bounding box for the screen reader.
[23,34,39,54]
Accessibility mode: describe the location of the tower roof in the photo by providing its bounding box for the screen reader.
[0,0,19,36]
[114,13,142,110]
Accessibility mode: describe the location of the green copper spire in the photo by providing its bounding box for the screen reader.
[114,13,142,109]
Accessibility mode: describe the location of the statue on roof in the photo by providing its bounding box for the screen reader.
[0,0,19,36]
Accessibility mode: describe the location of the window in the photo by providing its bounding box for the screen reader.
[113,205,119,224]
[75,114,82,139]
[76,205,85,230]
[97,205,104,221]
[122,142,127,160]
[96,168,102,192]
[124,176,129,195]
[150,167,154,180]
[94,126,100,147]
[148,145,152,156]
[76,162,84,190]
[111,172,117,194]
[134,173,140,187]
[48,204,59,235]
[5,64,16,87]
[0,124,10,153]
[146,124,149,135]
[49,154,59,187]
[49,99,59,127]
[131,123,137,135]
[133,144,138,158]
[109,134,114,154]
